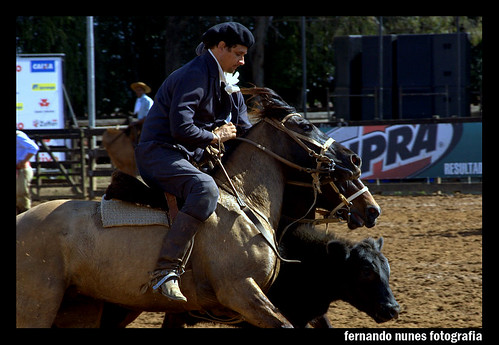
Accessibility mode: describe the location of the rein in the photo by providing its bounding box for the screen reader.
[286,179,370,223]
[208,112,358,263]
[264,114,336,166]
[277,179,370,246]
[234,113,336,193]
[210,149,300,264]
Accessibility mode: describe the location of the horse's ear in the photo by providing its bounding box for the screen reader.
[241,87,296,120]
[326,240,350,262]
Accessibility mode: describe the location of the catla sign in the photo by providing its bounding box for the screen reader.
[16,55,64,130]
[323,122,482,179]
[17,55,66,162]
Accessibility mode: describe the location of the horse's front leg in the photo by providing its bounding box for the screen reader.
[216,277,293,328]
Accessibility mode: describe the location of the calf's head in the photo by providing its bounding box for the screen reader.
[328,237,400,323]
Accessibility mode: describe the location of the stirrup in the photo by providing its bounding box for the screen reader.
[152,271,179,291]
[152,270,187,302]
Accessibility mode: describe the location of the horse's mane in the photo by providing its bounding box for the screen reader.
[241,87,296,121]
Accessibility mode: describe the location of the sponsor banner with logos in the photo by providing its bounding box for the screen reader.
[16,56,65,161]
[321,122,482,179]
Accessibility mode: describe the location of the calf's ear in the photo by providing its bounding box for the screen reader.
[326,240,350,262]
[376,237,384,251]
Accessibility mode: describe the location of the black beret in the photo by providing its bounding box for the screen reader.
[201,22,255,49]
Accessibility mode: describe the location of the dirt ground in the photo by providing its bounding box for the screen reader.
[126,193,483,328]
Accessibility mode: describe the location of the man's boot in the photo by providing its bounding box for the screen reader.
[150,211,202,302]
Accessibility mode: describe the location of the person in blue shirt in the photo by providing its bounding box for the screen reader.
[131,82,154,120]
[16,130,39,214]
[135,22,254,302]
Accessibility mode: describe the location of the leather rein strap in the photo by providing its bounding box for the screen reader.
[212,155,299,263]
[209,113,346,263]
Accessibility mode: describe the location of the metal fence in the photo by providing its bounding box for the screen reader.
[25,128,115,200]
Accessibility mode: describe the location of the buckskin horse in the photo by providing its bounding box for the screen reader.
[16,87,362,328]
[101,121,142,177]
[49,174,381,328]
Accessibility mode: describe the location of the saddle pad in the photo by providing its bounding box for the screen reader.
[100,195,169,228]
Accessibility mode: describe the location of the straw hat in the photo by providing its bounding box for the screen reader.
[130,82,151,94]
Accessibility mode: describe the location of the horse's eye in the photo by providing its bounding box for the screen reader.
[299,123,312,131]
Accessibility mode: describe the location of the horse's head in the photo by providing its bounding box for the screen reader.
[241,87,361,183]
[282,177,380,232]
[275,114,362,180]
[317,179,381,229]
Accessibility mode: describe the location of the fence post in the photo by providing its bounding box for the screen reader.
[87,130,96,199]
[35,144,41,199]
[80,128,88,199]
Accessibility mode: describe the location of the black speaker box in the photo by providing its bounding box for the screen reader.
[433,86,470,117]
[333,35,362,89]
[398,87,434,119]
[432,33,471,87]
[361,35,396,88]
[396,34,433,87]
[333,86,361,121]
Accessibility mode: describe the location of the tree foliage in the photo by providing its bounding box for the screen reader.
[16,16,482,119]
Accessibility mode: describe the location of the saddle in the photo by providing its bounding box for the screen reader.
[104,170,180,223]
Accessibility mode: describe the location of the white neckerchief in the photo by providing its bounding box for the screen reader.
[208,49,240,94]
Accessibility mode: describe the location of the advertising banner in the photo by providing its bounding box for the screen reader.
[16,55,65,162]
[16,56,64,130]
[322,122,482,179]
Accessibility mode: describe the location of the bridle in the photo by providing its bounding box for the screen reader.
[234,113,356,210]
[210,112,365,259]
[234,113,340,191]
[254,113,370,239]
[235,114,336,175]
[329,179,369,218]
[277,178,370,248]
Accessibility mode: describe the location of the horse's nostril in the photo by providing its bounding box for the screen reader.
[351,154,361,167]
[367,205,380,218]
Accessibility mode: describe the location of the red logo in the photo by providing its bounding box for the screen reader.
[39,99,50,107]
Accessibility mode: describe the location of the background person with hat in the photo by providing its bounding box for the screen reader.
[131,81,154,120]
[135,22,254,302]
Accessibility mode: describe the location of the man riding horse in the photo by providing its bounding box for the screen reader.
[135,22,254,302]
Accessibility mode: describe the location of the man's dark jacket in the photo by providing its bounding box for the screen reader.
[139,52,252,162]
